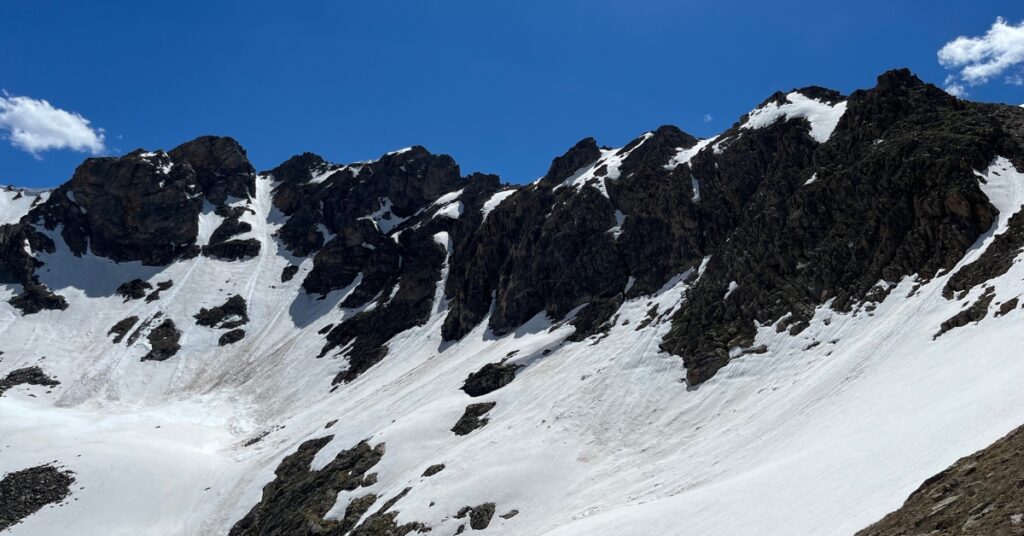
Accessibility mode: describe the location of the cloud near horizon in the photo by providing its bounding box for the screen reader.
[938,16,1024,97]
[0,92,106,157]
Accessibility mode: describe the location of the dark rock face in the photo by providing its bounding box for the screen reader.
[230,437,425,536]
[194,295,249,329]
[219,329,245,346]
[145,280,174,303]
[451,402,496,436]
[203,202,259,261]
[315,171,503,385]
[0,224,46,286]
[538,137,601,186]
[659,70,1015,385]
[209,218,252,245]
[442,125,705,342]
[0,464,75,531]
[115,279,152,301]
[422,464,445,477]
[455,503,496,530]
[5,69,1022,394]
[439,70,1023,386]
[203,238,261,260]
[996,297,1019,316]
[281,265,299,282]
[108,316,139,343]
[935,287,996,339]
[22,135,254,268]
[0,223,67,314]
[167,136,255,205]
[268,146,466,260]
[0,366,59,397]
[29,150,203,266]
[9,283,69,314]
[142,319,181,361]
[229,436,380,535]
[856,423,1024,536]
[461,363,519,397]
[347,487,426,536]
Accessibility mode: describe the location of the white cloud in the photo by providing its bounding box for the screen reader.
[939,17,1024,94]
[703,113,713,122]
[0,92,106,157]
[944,75,967,97]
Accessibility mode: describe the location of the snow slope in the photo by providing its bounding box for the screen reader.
[0,187,47,225]
[1,159,1023,535]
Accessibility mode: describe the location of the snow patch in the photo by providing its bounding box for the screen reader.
[742,92,847,143]
[432,189,464,207]
[309,165,341,185]
[360,197,407,234]
[433,201,464,220]
[665,136,718,170]
[724,280,738,299]
[481,189,516,222]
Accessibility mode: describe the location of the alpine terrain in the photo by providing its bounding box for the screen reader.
[2,69,1024,535]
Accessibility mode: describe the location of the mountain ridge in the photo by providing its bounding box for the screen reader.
[1,68,1023,535]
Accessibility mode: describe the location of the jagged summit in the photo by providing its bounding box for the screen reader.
[3,69,1023,382]
[1,69,1024,535]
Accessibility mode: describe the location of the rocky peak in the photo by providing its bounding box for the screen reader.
[265,152,329,184]
[272,146,467,258]
[29,149,203,265]
[0,134,260,317]
[363,145,463,212]
[838,68,960,138]
[539,137,601,185]
[661,70,1007,385]
[614,125,698,179]
[168,135,256,205]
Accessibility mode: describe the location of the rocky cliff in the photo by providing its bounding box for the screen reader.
[1,69,1023,536]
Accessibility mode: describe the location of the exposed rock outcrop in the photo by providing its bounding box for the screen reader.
[167,135,256,205]
[455,502,496,530]
[660,69,1010,385]
[422,464,445,477]
[856,423,1024,536]
[0,366,59,397]
[935,287,996,339]
[108,315,139,343]
[0,465,75,531]
[194,295,249,329]
[29,150,203,265]
[0,223,66,314]
[461,362,519,397]
[22,136,254,268]
[230,437,425,536]
[219,329,245,346]
[451,402,496,435]
[142,319,181,361]
[115,279,152,301]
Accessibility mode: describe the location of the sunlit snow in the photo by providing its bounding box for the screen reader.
[743,92,848,143]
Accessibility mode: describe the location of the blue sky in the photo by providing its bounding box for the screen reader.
[2,1,1022,187]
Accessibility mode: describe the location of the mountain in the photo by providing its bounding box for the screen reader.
[1,69,1023,535]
